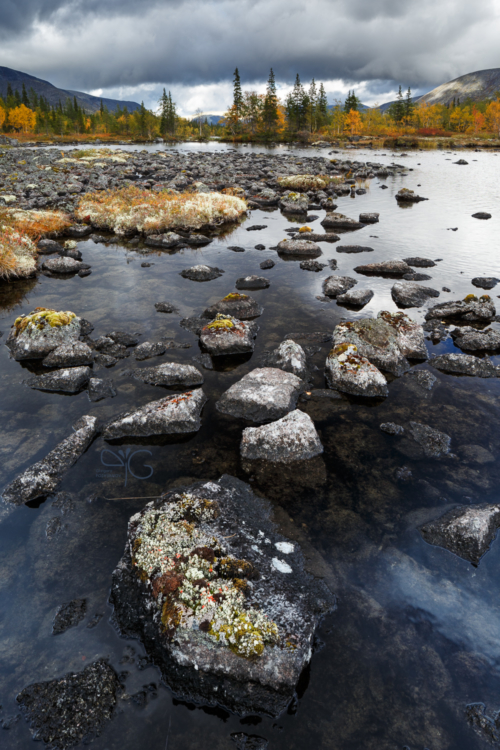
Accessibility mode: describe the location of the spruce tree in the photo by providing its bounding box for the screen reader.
[308,78,317,132]
[318,83,329,126]
[404,87,414,123]
[388,86,405,123]
[233,68,243,117]
[263,68,279,134]
[344,90,360,112]
[291,74,307,131]
[22,83,30,107]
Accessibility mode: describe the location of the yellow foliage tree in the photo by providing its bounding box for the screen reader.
[0,105,6,130]
[344,109,363,135]
[449,107,473,133]
[8,104,36,133]
[486,100,500,136]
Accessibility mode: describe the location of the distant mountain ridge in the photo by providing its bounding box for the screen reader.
[0,66,141,113]
[418,68,500,106]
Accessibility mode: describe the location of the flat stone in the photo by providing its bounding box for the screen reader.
[6,309,82,360]
[103,389,207,439]
[53,599,87,634]
[264,339,308,379]
[88,377,117,402]
[17,660,120,749]
[359,212,379,223]
[294,233,340,243]
[355,260,412,277]
[37,239,63,254]
[325,344,388,397]
[403,272,432,281]
[26,366,91,393]
[145,232,181,247]
[321,212,364,230]
[93,336,129,358]
[180,265,224,281]
[110,475,334,716]
[337,288,374,307]
[155,302,179,313]
[322,275,358,298]
[336,245,374,253]
[300,260,325,272]
[425,296,496,322]
[202,294,263,320]
[217,368,302,422]
[451,326,500,352]
[391,281,440,308]
[235,275,270,290]
[403,257,436,268]
[246,224,267,231]
[1,415,98,505]
[42,256,83,273]
[420,504,500,564]
[42,341,94,367]
[277,239,322,257]
[228,246,245,252]
[380,422,404,435]
[430,353,497,378]
[471,277,499,290]
[133,363,204,388]
[241,410,323,463]
[134,341,167,360]
[472,212,492,219]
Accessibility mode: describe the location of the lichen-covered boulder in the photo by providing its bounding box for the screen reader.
[217,368,302,422]
[26,366,91,393]
[241,410,323,462]
[321,212,364,230]
[199,315,258,356]
[276,239,322,258]
[264,339,307,379]
[103,389,207,439]
[425,295,496,323]
[354,260,413,277]
[451,326,500,352]
[279,192,309,214]
[6,308,81,360]
[420,504,500,565]
[133,363,204,388]
[180,265,224,281]
[325,343,388,397]
[202,293,263,320]
[322,275,358,298]
[110,476,334,716]
[42,341,95,367]
[429,353,498,378]
[391,281,440,308]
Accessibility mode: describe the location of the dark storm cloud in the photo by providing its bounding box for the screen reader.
[1,0,498,93]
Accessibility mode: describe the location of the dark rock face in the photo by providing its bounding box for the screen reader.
[420,504,500,564]
[180,265,224,281]
[217,368,302,422]
[355,260,412,277]
[471,277,499,290]
[336,245,374,253]
[241,410,323,462]
[110,475,334,716]
[26,366,91,393]
[391,281,440,308]
[451,326,500,352]
[472,212,492,219]
[235,275,270,290]
[1,415,99,505]
[52,599,87,635]
[133,363,204,388]
[202,294,263,321]
[103,389,207,439]
[322,275,358,298]
[425,296,496,322]
[199,316,258,356]
[430,353,498,378]
[17,660,120,749]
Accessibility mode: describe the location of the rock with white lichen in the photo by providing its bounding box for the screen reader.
[1,415,99,505]
[429,353,498,378]
[6,308,82,360]
[263,339,307,379]
[216,368,303,422]
[325,344,388,397]
[321,212,364,230]
[103,389,207,439]
[199,315,258,356]
[240,410,323,462]
[133,363,204,388]
[420,504,500,564]
[42,341,95,367]
[26,366,91,393]
[276,239,322,258]
[180,265,224,281]
[322,275,358,298]
[425,295,496,323]
[110,475,334,716]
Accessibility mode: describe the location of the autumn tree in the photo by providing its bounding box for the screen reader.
[344,109,363,135]
[8,104,36,133]
[486,99,500,136]
[0,105,5,130]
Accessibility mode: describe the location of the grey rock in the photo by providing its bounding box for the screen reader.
[403,257,436,268]
[94,353,118,368]
[88,378,117,402]
[471,277,499,290]
[103,389,207,438]
[42,341,94,367]
[42,256,83,273]
[293,232,340,243]
[6,311,81,360]
[472,212,492,219]
[403,272,432,281]
[241,410,323,462]
[260,259,275,270]
[66,224,92,237]
[451,326,500,352]
[458,444,495,465]
[380,422,404,435]
[134,341,167,360]
[359,212,379,223]
[133,363,204,388]
[336,245,374,253]
[404,369,437,391]
[321,212,364,230]
[425,296,496,322]
[337,288,374,307]
[277,239,322,257]
[279,193,309,214]
[396,189,428,202]
[420,504,500,564]
[37,238,63,254]
[145,232,181,248]
[407,421,451,458]
[430,353,497,377]
[265,339,308,379]
[300,260,326,272]
[228,245,245,252]
[107,331,140,347]
[235,275,270,290]
[202,294,263,320]
[391,281,440,308]
[26,366,91,393]
[325,344,388,397]
[322,275,358,298]
[94,336,129,358]
[180,265,224,281]
[185,233,212,246]
[200,316,258,356]
[355,260,412,277]
[1,415,99,505]
[217,368,302,422]
[53,599,87,635]
[155,301,179,313]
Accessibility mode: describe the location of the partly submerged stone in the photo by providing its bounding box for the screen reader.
[144,232,181,248]
[235,275,270,290]
[180,265,224,281]
[322,275,358,298]
[451,326,500,352]
[202,293,263,320]
[359,212,379,223]
[391,281,440,308]
[279,192,309,214]
[321,212,364,230]
[42,341,94,367]
[133,363,204,388]
[403,421,451,459]
[403,257,436,268]
[336,245,374,253]
[472,212,492,220]
[294,232,339,243]
[6,308,81,360]
[420,504,500,565]
[337,288,374,307]
[155,301,179,314]
[429,353,497,378]
[396,188,428,202]
[354,260,413,277]
[134,341,167,360]
[276,239,322,258]
[241,410,323,463]
[26,366,91,393]
[471,277,499,290]
[425,295,496,322]
[88,377,117,402]
[42,256,84,274]
[1,415,98,505]
[110,475,334,716]
[300,260,326,272]
[17,660,120,749]
[217,368,302,422]
[53,599,87,635]
[325,343,388,397]
[103,389,207,439]
[199,315,258,356]
[264,339,307,379]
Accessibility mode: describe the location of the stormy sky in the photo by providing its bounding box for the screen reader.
[1,0,499,114]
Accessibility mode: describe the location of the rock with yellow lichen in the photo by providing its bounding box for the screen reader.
[5,307,82,360]
[110,475,334,716]
[325,343,389,397]
[202,292,263,321]
[199,315,258,357]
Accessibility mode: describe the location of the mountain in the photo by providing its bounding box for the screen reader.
[418,68,500,106]
[0,66,141,113]
[376,96,423,113]
[190,113,223,125]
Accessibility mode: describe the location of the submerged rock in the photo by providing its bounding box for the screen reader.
[405,421,451,459]
[425,295,496,322]
[264,339,307,379]
[42,341,94,367]
[110,475,334,716]
[180,265,224,281]
[133,363,204,388]
[217,368,302,422]
[241,410,323,463]
[26,365,91,393]
[53,599,87,635]
[17,660,120,749]
[88,377,117,402]
[391,281,440,308]
[103,389,207,439]
[337,288,374,307]
[354,260,412,277]
[420,504,500,564]
[321,212,364,230]
[235,275,270,290]
[325,343,388,397]
[155,301,179,314]
[451,326,500,352]
[1,415,98,505]
[6,308,81,360]
[430,353,498,378]
[322,275,358,298]
[202,293,263,320]
[199,315,258,356]
[276,239,322,257]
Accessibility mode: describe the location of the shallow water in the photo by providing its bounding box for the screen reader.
[1,145,500,749]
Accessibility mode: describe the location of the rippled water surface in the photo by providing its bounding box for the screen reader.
[1,144,500,750]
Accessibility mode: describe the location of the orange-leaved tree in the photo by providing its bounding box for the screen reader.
[0,105,6,130]
[486,100,500,136]
[344,109,363,135]
[8,104,36,133]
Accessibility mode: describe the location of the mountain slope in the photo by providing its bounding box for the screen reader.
[419,68,500,106]
[0,66,140,113]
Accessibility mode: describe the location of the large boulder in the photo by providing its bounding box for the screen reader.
[429,353,498,378]
[425,295,496,322]
[133,363,204,388]
[391,281,440,308]
[217,368,302,422]
[199,315,258,356]
[202,293,263,320]
[322,275,358,298]
[321,212,364,230]
[337,288,374,307]
[1,415,98,505]
[420,504,500,564]
[103,389,207,439]
[325,343,388,397]
[279,192,309,214]
[26,366,91,393]
[451,326,500,352]
[42,341,95,367]
[6,308,81,360]
[110,475,334,716]
[276,239,322,258]
[241,410,323,463]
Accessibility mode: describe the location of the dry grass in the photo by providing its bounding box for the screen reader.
[1,208,72,239]
[277,174,342,191]
[75,186,247,235]
[0,226,37,279]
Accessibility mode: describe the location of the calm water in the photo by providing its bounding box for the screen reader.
[1,145,500,750]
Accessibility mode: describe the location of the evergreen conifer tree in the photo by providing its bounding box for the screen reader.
[233,68,243,116]
[318,83,329,126]
[263,68,279,134]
